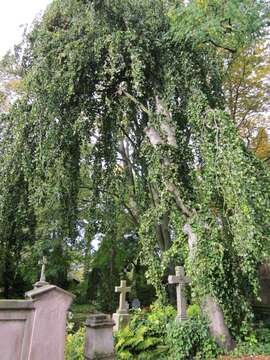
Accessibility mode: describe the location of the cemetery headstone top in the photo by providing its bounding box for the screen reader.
[34,256,49,288]
[113,280,131,331]
[115,280,131,315]
[0,262,75,360]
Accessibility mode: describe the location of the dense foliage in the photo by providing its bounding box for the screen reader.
[65,327,85,360]
[115,304,221,359]
[65,305,270,359]
[0,0,270,349]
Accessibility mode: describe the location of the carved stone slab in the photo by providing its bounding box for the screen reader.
[0,300,35,360]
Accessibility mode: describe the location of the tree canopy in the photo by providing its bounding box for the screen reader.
[0,0,269,347]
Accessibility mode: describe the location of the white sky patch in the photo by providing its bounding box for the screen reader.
[0,0,52,59]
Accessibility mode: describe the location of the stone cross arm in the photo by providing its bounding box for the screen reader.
[34,256,49,288]
[115,280,131,294]
[168,266,190,285]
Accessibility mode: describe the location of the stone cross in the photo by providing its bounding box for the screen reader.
[168,266,190,321]
[34,256,49,288]
[39,256,48,282]
[115,280,131,314]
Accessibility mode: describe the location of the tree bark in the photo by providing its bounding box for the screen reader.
[203,296,235,351]
[120,90,235,350]
[184,221,235,351]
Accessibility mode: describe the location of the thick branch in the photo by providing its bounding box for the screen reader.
[183,223,197,257]
[166,182,193,218]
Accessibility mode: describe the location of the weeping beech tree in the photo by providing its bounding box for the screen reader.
[0,0,269,348]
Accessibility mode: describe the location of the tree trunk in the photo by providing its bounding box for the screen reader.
[203,296,235,351]
[184,222,235,351]
[134,102,234,348]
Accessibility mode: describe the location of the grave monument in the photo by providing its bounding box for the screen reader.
[168,266,190,321]
[112,280,131,331]
[0,257,75,360]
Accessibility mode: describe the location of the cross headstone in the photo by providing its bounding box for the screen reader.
[34,256,49,288]
[168,266,190,321]
[39,256,47,282]
[115,280,131,314]
[112,280,131,331]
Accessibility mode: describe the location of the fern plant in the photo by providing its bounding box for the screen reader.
[115,304,175,359]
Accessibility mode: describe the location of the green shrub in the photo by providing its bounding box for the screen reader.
[187,304,201,319]
[65,327,85,360]
[230,327,270,357]
[115,303,222,359]
[166,317,221,360]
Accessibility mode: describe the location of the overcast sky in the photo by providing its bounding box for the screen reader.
[0,0,52,59]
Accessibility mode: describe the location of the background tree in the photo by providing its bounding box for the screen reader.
[252,127,270,163]
[224,42,270,143]
[0,0,269,349]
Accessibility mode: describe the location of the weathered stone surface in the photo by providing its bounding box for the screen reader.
[0,283,75,360]
[25,284,75,360]
[113,280,131,331]
[168,266,190,321]
[112,312,129,332]
[84,314,115,360]
[34,256,49,288]
[131,298,141,309]
[0,300,35,360]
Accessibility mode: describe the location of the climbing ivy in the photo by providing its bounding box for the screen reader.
[0,0,269,341]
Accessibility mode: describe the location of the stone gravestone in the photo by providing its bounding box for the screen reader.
[168,266,190,321]
[131,298,141,310]
[112,280,131,331]
[84,314,115,360]
[0,257,75,360]
[0,300,35,360]
[25,284,75,359]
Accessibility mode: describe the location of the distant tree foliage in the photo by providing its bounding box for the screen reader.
[224,42,270,141]
[252,128,270,163]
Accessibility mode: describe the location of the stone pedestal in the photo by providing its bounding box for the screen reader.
[112,311,130,332]
[84,314,115,360]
